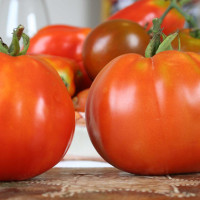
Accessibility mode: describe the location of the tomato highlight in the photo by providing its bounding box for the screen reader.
[0,25,75,181]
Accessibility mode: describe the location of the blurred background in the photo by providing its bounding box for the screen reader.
[46,0,102,28]
[0,0,137,43]
[0,0,199,43]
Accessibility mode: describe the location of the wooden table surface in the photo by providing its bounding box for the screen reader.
[1,167,200,199]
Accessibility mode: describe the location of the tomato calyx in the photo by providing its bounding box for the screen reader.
[148,0,198,36]
[145,18,178,57]
[145,0,200,57]
[0,25,30,56]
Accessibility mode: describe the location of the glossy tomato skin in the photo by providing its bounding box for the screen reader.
[28,25,92,92]
[0,53,75,181]
[86,51,200,175]
[28,25,91,64]
[73,88,89,112]
[36,54,76,96]
[108,0,185,35]
[83,19,150,80]
[172,29,200,53]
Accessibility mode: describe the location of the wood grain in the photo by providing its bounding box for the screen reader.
[1,167,200,199]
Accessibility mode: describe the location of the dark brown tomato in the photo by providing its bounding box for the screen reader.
[82,19,150,80]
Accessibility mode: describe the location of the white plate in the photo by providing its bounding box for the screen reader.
[66,124,101,158]
[54,160,113,168]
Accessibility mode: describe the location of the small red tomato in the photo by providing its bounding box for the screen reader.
[28,24,91,64]
[73,88,89,112]
[108,0,185,35]
[75,61,92,94]
[82,19,150,80]
[28,25,92,92]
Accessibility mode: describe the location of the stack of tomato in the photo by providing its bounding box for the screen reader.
[1,0,200,181]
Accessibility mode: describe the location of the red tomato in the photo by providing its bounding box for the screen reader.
[36,54,76,96]
[28,25,92,92]
[75,61,92,93]
[172,29,200,53]
[28,25,91,63]
[108,0,185,35]
[83,19,150,80]
[73,88,89,112]
[0,53,75,181]
[86,50,200,175]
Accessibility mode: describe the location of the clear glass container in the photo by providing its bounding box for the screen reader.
[0,0,50,44]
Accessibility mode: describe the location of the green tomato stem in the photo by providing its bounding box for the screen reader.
[145,20,178,58]
[145,19,162,57]
[145,0,198,58]
[0,38,9,54]
[0,25,30,56]
[159,0,197,28]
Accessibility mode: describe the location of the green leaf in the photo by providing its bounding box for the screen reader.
[161,33,167,40]
[0,25,30,56]
[19,33,30,55]
[145,18,162,58]
[156,32,178,54]
[145,34,161,57]
[8,31,20,56]
[0,38,9,54]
